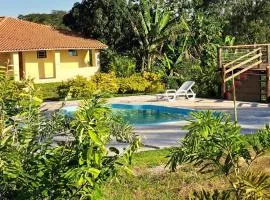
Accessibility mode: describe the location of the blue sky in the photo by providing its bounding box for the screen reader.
[0,0,79,17]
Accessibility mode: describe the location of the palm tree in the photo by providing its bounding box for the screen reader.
[127,0,185,72]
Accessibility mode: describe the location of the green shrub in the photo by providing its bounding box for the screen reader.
[57,73,119,99]
[168,111,270,199]
[57,82,70,98]
[143,72,165,93]
[90,72,119,93]
[57,76,96,99]
[162,76,182,89]
[161,62,220,97]
[56,72,164,98]
[100,50,136,77]
[0,80,140,199]
[118,74,150,93]
[0,74,25,116]
[118,72,164,94]
[35,82,61,100]
[110,55,136,77]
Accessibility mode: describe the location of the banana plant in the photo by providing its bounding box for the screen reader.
[127,0,187,71]
[161,34,190,76]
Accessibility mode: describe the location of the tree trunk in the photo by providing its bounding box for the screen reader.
[141,55,145,72]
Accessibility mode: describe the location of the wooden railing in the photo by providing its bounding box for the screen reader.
[218,45,266,97]
[224,48,262,82]
[219,44,270,65]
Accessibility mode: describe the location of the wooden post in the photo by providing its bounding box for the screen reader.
[258,48,262,68]
[218,47,226,98]
[267,45,270,64]
[232,71,238,122]
[266,66,270,102]
[221,65,226,98]
[266,45,270,102]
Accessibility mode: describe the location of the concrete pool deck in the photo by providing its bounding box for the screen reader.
[43,95,270,149]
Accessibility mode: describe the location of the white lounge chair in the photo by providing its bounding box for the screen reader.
[156,81,196,101]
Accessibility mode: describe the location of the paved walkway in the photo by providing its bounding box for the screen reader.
[43,96,270,149]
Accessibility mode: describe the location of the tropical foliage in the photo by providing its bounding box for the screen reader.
[63,0,134,51]
[0,74,140,199]
[126,0,185,71]
[12,1,270,199]
[108,54,136,77]
[19,0,270,98]
[224,0,270,44]
[168,111,270,199]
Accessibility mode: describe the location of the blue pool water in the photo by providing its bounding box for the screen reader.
[63,104,194,125]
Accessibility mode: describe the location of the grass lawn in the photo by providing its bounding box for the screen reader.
[100,149,270,200]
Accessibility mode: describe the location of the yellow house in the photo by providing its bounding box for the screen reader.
[0,17,107,83]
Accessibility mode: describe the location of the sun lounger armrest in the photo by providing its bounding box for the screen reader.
[166,89,177,95]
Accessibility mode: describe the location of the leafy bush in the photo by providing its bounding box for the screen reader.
[56,72,164,99]
[90,73,119,94]
[100,50,136,77]
[57,74,119,99]
[162,76,182,90]
[57,76,96,99]
[118,74,150,94]
[109,54,136,77]
[167,111,270,199]
[35,82,61,100]
[109,114,134,142]
[118,72,164,94]
[57,82,70,98]
[0,74,27,116]
[161,62,219,97]
[0,80,140,199]
[142,72,164,93]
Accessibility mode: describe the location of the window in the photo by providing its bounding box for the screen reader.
[37,50,47,59]
[68,50,78,56]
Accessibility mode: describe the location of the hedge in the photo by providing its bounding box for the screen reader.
[34,72,166,100]
[35,82,62,100]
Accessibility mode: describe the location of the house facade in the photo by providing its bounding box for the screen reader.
[0,17,107,83]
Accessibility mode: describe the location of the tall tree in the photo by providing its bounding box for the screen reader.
[225,0,270,44]
[18,10,68,30]
[63,0,135,52]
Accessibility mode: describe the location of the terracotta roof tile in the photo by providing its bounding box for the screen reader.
[0,17,108,52]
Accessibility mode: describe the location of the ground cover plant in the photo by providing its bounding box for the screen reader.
[0,74,140,199]
[168,111,270,199]
[100,148,270,199]
[35,82,62,100]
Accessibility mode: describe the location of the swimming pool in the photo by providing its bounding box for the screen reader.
[63,104,194,125]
